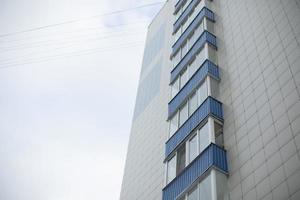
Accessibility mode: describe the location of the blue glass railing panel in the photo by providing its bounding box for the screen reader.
[174,0,201,33]
[162,144,228,200]
[171,31,217,83]
[174,0,188,14]
[173,6,215,43]
[165,97,223,158]
[168,60,219,118]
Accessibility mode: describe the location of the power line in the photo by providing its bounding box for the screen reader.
[0,29,147,52]
[0,41,145,69]
[0,19,149,44]
[0,1,164,38]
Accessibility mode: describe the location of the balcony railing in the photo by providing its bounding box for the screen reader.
[171,30,217,83]
[162,143,228,200]
[174,0,188,14]
[168,60,219,118]
[165,96,223,158]
[173,6,215,48]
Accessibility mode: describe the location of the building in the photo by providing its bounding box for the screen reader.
[120,0,300,200]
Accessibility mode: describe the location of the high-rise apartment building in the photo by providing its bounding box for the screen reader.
[120,0,300,200]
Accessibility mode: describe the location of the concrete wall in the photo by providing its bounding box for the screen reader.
[120,1,174,199]
[213,0,300,199]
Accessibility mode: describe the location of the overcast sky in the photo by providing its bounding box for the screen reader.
[0,0,163,199]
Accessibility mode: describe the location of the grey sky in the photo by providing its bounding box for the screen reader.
[0,0,163,199]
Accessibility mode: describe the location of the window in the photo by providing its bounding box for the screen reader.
[179,102,188,126]
[175,9,181,21]
[175,28,182,42]
[189,6,198,23]
[194,21,204,42]
[180,68,189,88]
[176,145,186,175]
[182,18,189,32]
[189,134,198,162]
[207,45,217,64]
[204,18,214,34]
[169,112,178,137]
[182,41,188,57]
[189,91,198,115]
[199,123,209,153]
[171,78,180,99]
[195,47,206,68]
[189,31,196,49]
[214,121,223,147]
[167,155,176,183]
[199,174,212,200]
[198,80,208,106]
[210,77,219,98]
[173,50,181,69]
[216,171,229,200]
[188,185,198,200]
[188,57,197,78]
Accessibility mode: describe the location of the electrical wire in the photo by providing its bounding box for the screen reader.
[0,29,147,51]
[0,41,145,69]
[0,31,147,63]
[0,1,164,38]
[0,19,150,44]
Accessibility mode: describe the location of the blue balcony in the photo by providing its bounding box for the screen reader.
[171,31,217,83]
[166,97,223,158]
[174,5,215,40]
[162,143,228,200]
[168,60,219,118]
[173,7,214,55]
[174,0,188,15]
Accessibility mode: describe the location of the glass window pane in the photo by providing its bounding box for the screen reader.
[180,68,189,88]
[214,122,223,147]
[179,102,188,126]
[200,175,212,200]
[176,144,186,175]
[210,77,219,99]
[198,80,208,106]
[207,45,217,64]
[182,18,189,32]
[173,50,181,68]
[189,31,196,48]
[169,112,178,137]
[199,123,209,153]
[194,20,204,41]
[175,28,181,42]
[216,171,229,200]
[188,185,198,200]
[205,18,215,34]
[188,57,197,78]
[182,41,188,57]
[189,91,198,115]
[167,155,176,183]
[196,47,206,66]
[171,78,180,99]
[190,6,198,22]
[189,134,198,163]
[182,0,189,11]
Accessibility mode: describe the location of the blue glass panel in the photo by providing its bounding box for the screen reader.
[174,0,188,14]
[168,60,219,118]
[162,144,228,200]
[171,31,217,83]
[173,7,215,56]
[165,97,223,158]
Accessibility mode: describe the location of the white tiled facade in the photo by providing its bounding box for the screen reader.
[120,0,300,199]
[119,2,173,200]
[214,0,300,199]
